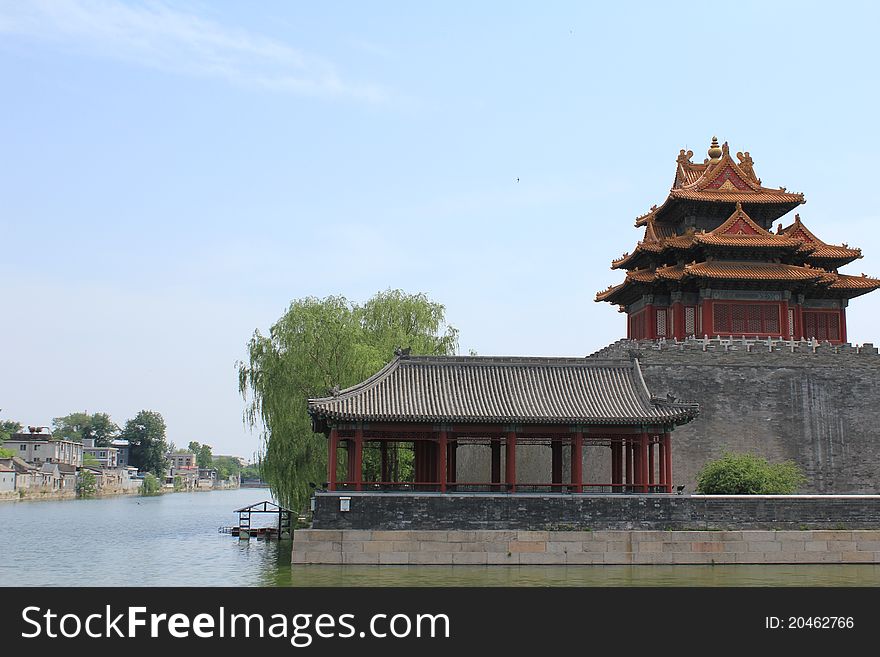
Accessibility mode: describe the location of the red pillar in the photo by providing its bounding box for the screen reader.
[438,431,448,493]
[839,307,848,343]
[701,299,713,337]
[328,429,338,491]
[640,432,649,493]
[353,428,363,491]
[551,437,562,488]
[571,431,583,493]
[672,301,685,340]
[491,437,501,490]
[658,439,666,489]
[345,439,354,485]
[625,438,632,491]
[663,432,672,493]
[781,298,790,339]
[505,431,517,492]
[648,438,655,489]
[644,303,656,339]
[611,440,620,492]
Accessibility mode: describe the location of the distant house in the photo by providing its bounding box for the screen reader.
[82,438,119,468]
[166,452,197,469]
[5,428,83,467]
[111,439,130,467]
[0,464,15,492]
[0,457,35,491]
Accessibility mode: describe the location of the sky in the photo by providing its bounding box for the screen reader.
[2,1,879,458]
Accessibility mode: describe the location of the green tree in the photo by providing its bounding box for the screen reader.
[121,410,168,476]
[52,412,119,446]
[0,448,14,458]
[83,453,101,467]
[141,473,161,496]
[238,290,458,511]
[0,419,22,444]
[188,441,214,468]
[77,470,97,498]
[696,452,807,494]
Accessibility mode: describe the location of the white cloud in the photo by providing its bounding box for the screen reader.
[0,0,387,102]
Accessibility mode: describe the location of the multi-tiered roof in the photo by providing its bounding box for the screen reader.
[597,138,880,306]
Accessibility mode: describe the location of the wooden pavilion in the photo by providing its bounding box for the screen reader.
[308,353,699,494]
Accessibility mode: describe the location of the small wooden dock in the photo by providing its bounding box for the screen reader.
[221,500,293,540]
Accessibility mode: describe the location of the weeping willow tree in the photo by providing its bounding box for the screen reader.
[238,290,459,511]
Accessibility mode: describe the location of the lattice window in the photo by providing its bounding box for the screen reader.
[656,309,667,336]
[684,306,696,336]
[803,311,840,341]
[712,303,782,335]
[788,309,795,337]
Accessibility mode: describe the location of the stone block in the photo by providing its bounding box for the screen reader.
[509,541,546,553]
[362,541,395,553]
[516,531,550,541]
[452,552,489,564]
[341,530,373,541]
[379,552,410,564]
[691,542,725,553]
[840,551,877,563]
[603,552,632,564]
[565,552,604,564]
[446,531,477,542]
[372,530,413,541]
[308,551,343,564]
[391,541,422,552]
[419,541,461,552]
[487,552,520,564]
[747,541,782,552]
[804,541,828,551]
[637,541,665,553]
[518,552,564,565]
[343,552,379,564]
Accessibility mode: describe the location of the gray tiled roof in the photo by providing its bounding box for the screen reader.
[308,356,699,426]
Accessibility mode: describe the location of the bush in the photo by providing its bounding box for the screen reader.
[77,470,97,498]
[141,473,162,496]
[696,452,806,494]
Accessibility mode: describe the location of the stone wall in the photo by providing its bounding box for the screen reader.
[293,528,880,565]
[456,338,880,493]
[311,492,880,530]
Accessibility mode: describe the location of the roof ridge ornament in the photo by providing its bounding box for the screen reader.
[394,346,412,358]
[707,136,722,163]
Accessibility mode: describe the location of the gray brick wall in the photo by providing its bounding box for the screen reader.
[312,492,880,530]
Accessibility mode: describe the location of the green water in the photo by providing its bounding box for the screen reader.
[3,490,879,586]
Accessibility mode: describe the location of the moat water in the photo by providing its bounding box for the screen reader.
[2,489,879,587]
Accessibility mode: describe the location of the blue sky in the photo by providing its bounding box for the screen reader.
[2,1,879,457]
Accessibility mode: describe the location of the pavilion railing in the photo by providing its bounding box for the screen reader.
[331,482,674,494]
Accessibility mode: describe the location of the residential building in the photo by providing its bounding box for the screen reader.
[5,428,83,467]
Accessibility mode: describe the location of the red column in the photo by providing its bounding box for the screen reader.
[611,440,621,492]
[328,429,338,491]
[658,439,666,489]
[491,437,501,490]
[438,431,448,493]
[794,304,803,340]
[644,303,656,339]
[781,298,790,339]
[648,438,655,489]
[701,299,713,337]
[447,439,457,486]
[839,308,847,343]
[625,438,632,491]
[551,437,562,488]
[672,301,685,340]
[354,428,364,491]
[663,432,672,493]
[571,431,583,493]
[640,433,649,493]
[346,439,354,485]
[505,431,517,492]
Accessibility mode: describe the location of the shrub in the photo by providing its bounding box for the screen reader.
[77,470,97,498]
[696,452,806,494]
[141,473,162,496]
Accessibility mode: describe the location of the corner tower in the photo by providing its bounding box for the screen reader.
[596,138,880,343]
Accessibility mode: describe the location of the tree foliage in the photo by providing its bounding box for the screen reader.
[52,412,119,446]
[238,290,459,511]
[0,419,22,444]
[696,452,806,494]
[141,473,161,496]
[77,470,97,498]
[188,441,214,469]
[121,410,168,476]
